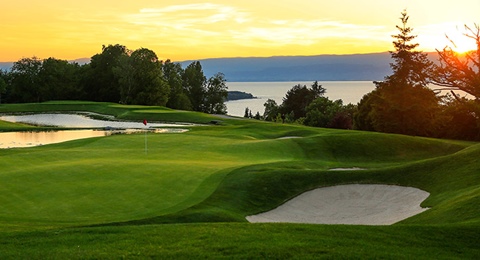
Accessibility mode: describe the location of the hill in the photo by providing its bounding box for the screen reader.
[0,62,13,71]
[182,52,396,81]
[0,58,89,71]
[2,53,441,82]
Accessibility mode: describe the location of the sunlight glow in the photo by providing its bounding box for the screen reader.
[446,35,477,54]
[0,0,479,61]
[417,23,478,53]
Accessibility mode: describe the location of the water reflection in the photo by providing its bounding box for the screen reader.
[0,113,189,128]
[0,130,105,148]
[0,129,188,149]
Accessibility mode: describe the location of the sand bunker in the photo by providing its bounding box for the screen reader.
[246,184,429,225]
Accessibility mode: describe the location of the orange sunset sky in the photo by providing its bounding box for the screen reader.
[1,0,479,62]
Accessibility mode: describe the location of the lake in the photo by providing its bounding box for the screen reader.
[225,81,375,117]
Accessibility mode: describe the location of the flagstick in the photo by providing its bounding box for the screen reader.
[144,129,148,155]
[143,119,148,155]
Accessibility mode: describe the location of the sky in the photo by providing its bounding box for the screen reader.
[1,0,479,62]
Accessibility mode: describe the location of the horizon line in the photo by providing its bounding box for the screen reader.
[0,50,444,64]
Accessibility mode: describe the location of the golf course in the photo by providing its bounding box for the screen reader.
[0,101,479,258]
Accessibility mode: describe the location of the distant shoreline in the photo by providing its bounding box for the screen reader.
[227,91,257,101]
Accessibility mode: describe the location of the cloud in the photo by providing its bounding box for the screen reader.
[229,19,388,47]
[115,3,393,54]
[126,4,385,40]
[127,3,250,26]
[140,3,226,13]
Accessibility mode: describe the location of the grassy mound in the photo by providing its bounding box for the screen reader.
[0,101,479,258]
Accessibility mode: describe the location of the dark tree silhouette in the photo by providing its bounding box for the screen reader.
[356,10,439,136]
[86,44,128,102]
[204,72,228,114]
[263,99,279,121]
[164,60,191,110]
[9,57,42,103]
[0,74,6,104]
[433,24,480,100]
[432,24,480,140]
[183,61,207,112]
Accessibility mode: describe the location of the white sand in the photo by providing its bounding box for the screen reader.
[246,184,429,225]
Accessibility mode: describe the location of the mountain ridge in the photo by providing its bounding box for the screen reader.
[181,52,393,82]
[2,52,440,82]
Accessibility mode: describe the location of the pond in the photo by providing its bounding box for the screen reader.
[0,113,189,149]
[0,113,190,128]
[1,130,106,149]
[0,129,187,149]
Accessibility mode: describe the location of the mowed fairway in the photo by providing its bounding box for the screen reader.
[0,102,479,258]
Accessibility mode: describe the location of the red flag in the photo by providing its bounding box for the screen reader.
[143,119,147,126]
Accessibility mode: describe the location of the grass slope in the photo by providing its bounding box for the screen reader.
[1,224,479,259]
[0,101,479,258]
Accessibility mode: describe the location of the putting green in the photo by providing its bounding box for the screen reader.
[0,129,305,227]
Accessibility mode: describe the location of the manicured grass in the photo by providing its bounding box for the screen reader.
[0,101,479,258]
[1,224,479,259]
[0,118,36,131]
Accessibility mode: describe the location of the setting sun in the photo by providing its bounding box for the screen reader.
[447,36,478,54]
[442,26,479,54]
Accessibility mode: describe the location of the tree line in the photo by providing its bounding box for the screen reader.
[0,44,228,114]
[254,11,480,141]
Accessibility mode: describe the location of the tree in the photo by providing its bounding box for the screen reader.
[164,60,191,110]
[333,103,357,129]
[0,75,6,104]
[432,24,480,140]
[129,48,170,106]
[304,97,352,129]
[38,58,82,101]
[86,44,129,102]
[114,48,170,106]
[263,98,280,121]
[0,69,9,104]
[281,81,326,120]
[353,90,380,131]
[433,24,480,99]
[204,72,228,114]
[435,96,480,140]
[244,107,251,118]
[254,111,261,120]
[355,10,439,136]
[183,61,206,112]
[114,54,135,104]
[9,57,42,102]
